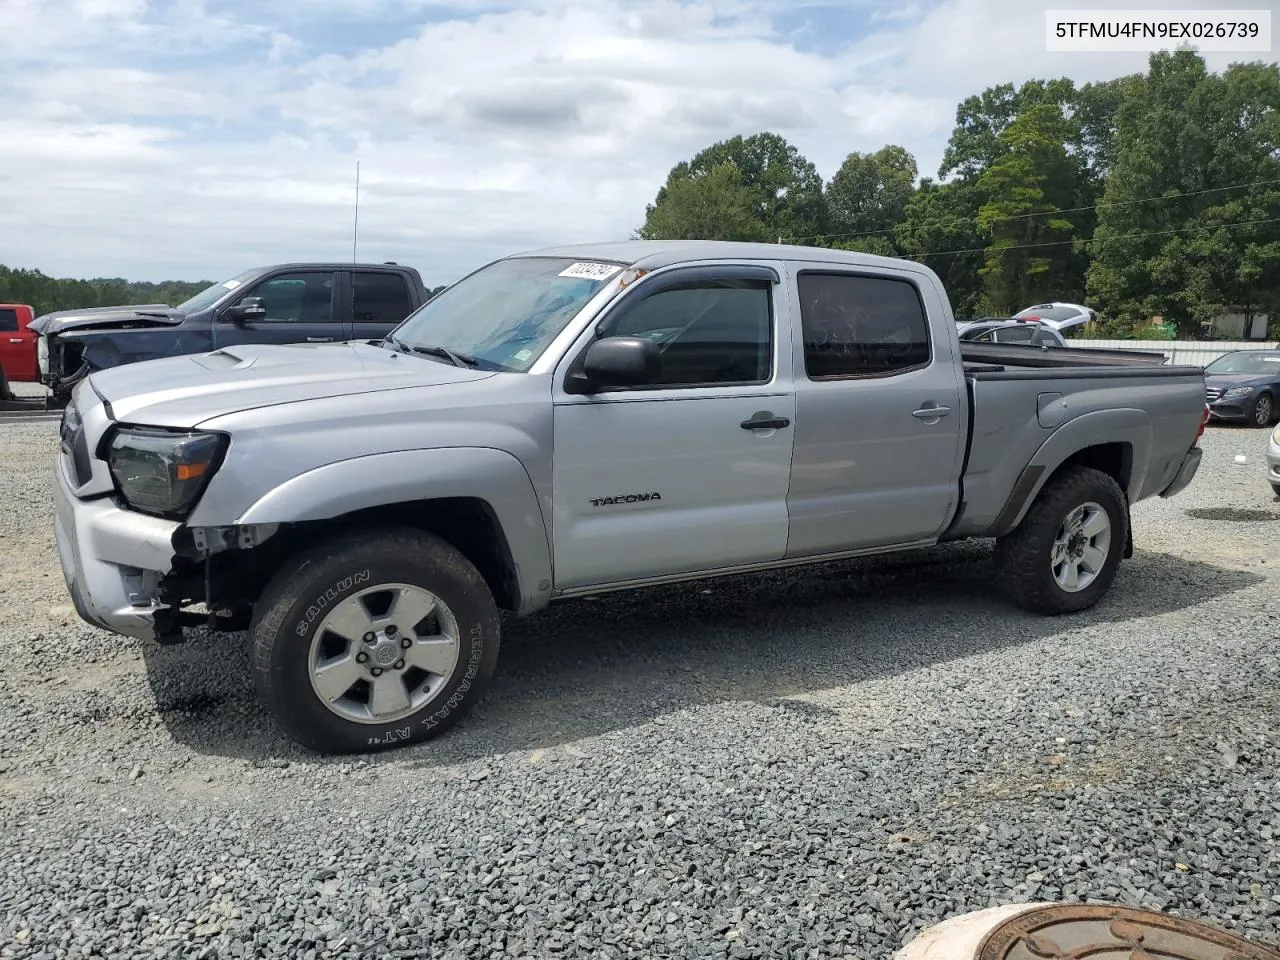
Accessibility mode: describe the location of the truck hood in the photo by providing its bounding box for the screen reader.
[87,340,493,427]
[30,304,182,336]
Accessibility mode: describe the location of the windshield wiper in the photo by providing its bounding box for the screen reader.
[415,344,479,368]
[384,336,481,369]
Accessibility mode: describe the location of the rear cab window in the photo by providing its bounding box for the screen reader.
[0,309,17,333]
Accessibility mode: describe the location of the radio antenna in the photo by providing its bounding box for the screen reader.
[352,160,361,264]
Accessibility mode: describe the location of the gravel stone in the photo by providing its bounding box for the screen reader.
[2,420,1280,957]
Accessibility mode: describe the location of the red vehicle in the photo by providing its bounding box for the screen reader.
[0,304,39,400]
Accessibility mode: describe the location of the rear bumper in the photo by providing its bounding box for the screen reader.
[53,454,181,641]
[1159,446,1202,499]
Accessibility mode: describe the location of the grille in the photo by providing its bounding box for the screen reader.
[1205,387,1223,402]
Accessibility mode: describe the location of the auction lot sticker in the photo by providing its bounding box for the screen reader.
[559,262,622,281]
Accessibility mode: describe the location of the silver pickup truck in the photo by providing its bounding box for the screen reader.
[52,241,1208,753]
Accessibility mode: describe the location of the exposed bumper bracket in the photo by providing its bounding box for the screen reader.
[1160,446,1203,499]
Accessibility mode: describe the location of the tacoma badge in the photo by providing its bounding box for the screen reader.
[590,492,662,507]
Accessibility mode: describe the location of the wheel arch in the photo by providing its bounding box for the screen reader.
[989,409,1149,538]
[230,448,553,615]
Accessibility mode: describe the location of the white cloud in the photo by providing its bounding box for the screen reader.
[0,0,1270,284]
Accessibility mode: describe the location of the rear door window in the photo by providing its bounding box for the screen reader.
[0,309,17,332]
[353,273,414,325]
[995,325,1036,343]
[797,273,931,378]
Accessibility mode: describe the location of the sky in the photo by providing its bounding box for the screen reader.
[0,0,1264,286]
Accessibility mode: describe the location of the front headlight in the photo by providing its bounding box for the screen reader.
[1223,386,1256,398]
[105,427,227,518]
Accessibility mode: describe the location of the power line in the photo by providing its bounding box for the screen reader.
[903,215,1280,260]
[779,176,1280,245]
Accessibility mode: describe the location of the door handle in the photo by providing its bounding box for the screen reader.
[8,338,22,344]
[911,405,952,420]
[740,412,791,431]
[306,337,334,342]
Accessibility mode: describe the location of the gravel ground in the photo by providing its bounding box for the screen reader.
[2,422,1279,959]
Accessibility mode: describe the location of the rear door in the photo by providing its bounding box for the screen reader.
[212,270,345,349]
[784,268,967,557]
[349,270,417,342]
[0,306,37,381]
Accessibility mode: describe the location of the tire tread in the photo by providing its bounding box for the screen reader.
[994,465,1128,616]
[250,527,499,753]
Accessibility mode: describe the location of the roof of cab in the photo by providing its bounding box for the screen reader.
[508,239,931,275]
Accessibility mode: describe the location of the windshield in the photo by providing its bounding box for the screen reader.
[389,256,624,372]
[1204,352,1280,375]
[175,269,259,314]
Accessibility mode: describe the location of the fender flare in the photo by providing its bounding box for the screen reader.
[235,446,553,615]
[990,408,1151,538]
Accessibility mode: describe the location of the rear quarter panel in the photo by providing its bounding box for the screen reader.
[951,367,1205,537]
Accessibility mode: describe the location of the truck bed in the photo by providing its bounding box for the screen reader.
[947,342,1206,541]
[960,341,1170,371]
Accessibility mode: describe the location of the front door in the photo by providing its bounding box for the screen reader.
[784,268,966,557]
[551,265,795,590]
[213,270,346,349]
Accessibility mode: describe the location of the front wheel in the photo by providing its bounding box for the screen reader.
[251,528,501,753]
[994,466,1128,615]
[1251,392,1273,427]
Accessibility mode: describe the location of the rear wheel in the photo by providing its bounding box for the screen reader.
[1251,392,1273,427]
[995,466,1128,615]
[251,528,500,753]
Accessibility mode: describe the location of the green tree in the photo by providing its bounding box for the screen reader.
[639,132,826,242]
[637,162,770,242]
[974,102,1088,313]
[0,265,210,318]
[940,78,1077,181]
[895,179,986,317]
[824,145,918,252]
[1087,51,1280,336]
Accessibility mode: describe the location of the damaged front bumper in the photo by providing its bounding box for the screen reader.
[55,452,283,642]
[53,453,181,642]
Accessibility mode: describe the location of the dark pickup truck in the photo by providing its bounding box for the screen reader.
[31,262,432,402]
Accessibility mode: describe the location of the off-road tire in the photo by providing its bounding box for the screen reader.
[994,465,1128,615]
[251,528,500,753]
[1250,392,1273,427]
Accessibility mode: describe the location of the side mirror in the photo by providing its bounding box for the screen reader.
[579,336,660,389]
[227,296,266,322]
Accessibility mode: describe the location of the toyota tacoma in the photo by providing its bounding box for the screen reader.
[52,241,1209,753]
